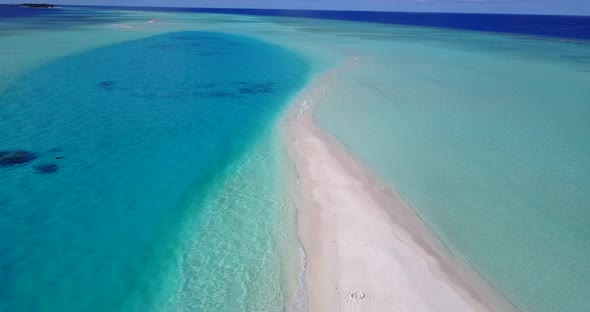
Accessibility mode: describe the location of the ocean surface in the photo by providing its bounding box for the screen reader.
[1,6,590,312]
[94,7,590,40]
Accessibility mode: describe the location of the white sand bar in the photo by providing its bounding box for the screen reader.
[284,61,517,312]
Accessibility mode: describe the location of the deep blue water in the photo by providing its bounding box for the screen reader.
[78,6,590,40]
[2,6,589,39]
[0,6,63,17]
[0,31,308,311]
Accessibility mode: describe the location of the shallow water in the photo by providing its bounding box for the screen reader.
[313,25,590,312]
[0,27,308,311]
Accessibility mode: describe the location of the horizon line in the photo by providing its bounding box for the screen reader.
[21,3,586,18]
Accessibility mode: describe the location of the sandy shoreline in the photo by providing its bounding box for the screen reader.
[283,60,518,312]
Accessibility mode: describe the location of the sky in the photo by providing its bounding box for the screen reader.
[1,0,590,15]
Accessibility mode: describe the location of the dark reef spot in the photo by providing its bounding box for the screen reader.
[238,82,276,95]
[99,81,116,89]
[0,151,38,167]
[34,164,59,175]
[206,91,235,98]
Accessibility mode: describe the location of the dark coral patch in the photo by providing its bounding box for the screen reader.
[205,91,236,98]
[195,82,219,88]
[99,81,116,89]
[33,164,59,175]
[238,82,275,95]
[0,151,38,167]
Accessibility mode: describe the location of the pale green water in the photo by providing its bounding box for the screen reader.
[311,25,590,312]
[229,13,590,311]
[146,129,302,312]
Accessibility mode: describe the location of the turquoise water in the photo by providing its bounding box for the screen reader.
[313,28,590,312]
[0,30,308,311]
[3,6,590,312]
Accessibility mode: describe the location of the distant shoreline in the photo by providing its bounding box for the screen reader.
[0,3,55,8]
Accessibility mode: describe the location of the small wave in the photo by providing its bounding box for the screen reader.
[288,245,309,312]
[112,24,134,29]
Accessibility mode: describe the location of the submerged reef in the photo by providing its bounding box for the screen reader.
[238,82,275,95]
[99,81,116,89]
[0,151,38,167]
[33,163,59,175]
[205,91,235,98]
[198,81,277,99]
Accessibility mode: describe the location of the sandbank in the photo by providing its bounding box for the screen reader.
[283,59,518,312]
